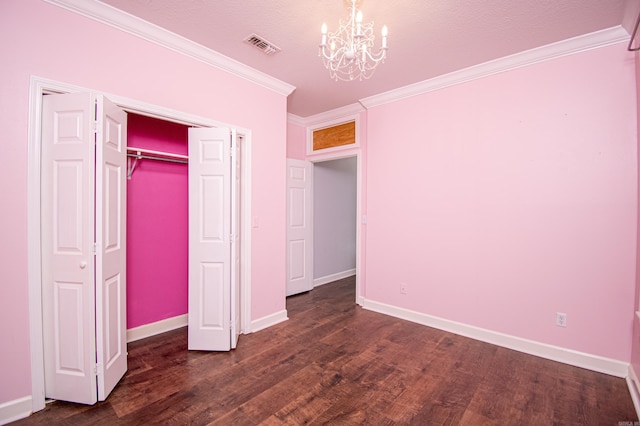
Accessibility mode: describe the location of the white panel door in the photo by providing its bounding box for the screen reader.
[95,95,128,400]
[41,93,98,405]
[188,127,232,351]
[286,159,313,296]
[230,131,241,349]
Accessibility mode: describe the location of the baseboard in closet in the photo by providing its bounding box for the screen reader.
[126,314,188,343]
[313,268,356,287]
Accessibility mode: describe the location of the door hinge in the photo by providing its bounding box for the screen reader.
[92,120,100,146]
[95,362,103,376]
[93,242,98,256]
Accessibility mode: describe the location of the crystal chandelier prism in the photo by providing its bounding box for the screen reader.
[319,0,388,81]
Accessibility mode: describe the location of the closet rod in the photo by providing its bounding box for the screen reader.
[126,153,188,164]
[126,146,188,161]
[126,147,188,179]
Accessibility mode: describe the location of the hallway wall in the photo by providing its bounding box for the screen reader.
[314,157,358,282]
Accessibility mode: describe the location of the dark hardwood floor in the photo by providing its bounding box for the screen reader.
[16,276,637,425]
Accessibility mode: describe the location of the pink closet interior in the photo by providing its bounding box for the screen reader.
[126,114,189,329]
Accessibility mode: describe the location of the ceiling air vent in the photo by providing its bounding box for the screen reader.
[244,34,281,55]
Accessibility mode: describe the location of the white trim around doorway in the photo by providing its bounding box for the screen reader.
[308,150,364,306]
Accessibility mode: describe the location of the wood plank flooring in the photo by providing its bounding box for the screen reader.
[16,276,637,425]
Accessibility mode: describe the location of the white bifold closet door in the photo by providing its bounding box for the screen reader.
[187,127,238,351]
[41,93,127,404]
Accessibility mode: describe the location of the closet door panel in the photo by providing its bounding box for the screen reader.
[188,127,232,351]
[230,131,240,349]
[95,95,128,401]
[42,93,98,405]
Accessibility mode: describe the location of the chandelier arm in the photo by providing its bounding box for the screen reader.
[363,48,387,63]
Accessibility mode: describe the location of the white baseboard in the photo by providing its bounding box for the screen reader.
[0,396,31,425]
[250,309,288,333]
[126,314,188,343]
[127,309,289,341]
[628,365,640,419]
[314,268,356,287]
[363,298,629,378]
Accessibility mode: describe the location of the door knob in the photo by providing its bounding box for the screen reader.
[79,261,87,269]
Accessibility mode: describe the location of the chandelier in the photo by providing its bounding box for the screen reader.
[319,0,388,81]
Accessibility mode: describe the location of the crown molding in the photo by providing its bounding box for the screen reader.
[287,113,306,126]
[289,103,365,126]
[43,0,296,97]
[360,26,630,110]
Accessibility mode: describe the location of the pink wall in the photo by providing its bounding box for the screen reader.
[631,52,640,381]
[286,120,306,160]
[0,0,287,405]
[126,114,189,329]
[365,42,637,361]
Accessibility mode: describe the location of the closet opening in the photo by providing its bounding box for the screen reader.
[125,114,191,340]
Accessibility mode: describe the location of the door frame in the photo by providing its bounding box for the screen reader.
[308,151,363,306]
[27,76,253,412]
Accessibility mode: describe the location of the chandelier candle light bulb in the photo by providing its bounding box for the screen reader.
[318,0,389,81]
[382,25,388,48]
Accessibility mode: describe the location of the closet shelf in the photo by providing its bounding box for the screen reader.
[126,146,188,179]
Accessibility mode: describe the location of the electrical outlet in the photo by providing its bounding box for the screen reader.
[400,283,407,295]
[556,312,567,327]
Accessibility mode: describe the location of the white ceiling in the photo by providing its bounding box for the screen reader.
[98,0,631,118]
